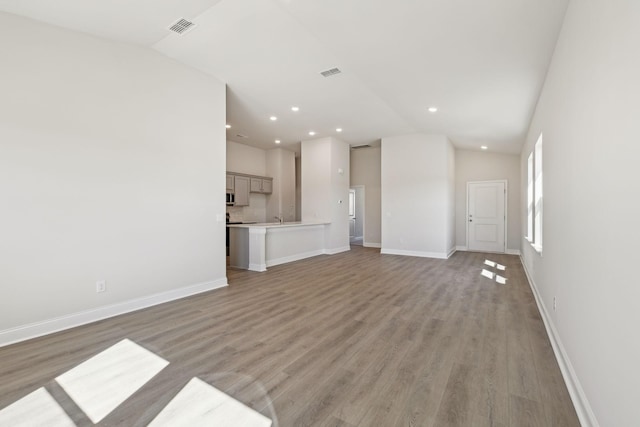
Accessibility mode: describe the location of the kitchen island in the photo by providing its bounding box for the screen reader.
[227,222,330,272]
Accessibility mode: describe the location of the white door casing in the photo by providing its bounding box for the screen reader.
[348,189,356,239]
[467,181,506,253]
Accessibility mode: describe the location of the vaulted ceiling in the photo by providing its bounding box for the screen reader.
[1,0,568,154]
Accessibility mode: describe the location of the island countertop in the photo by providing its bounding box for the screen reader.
[226,221,329,229]
[227,222,332,272]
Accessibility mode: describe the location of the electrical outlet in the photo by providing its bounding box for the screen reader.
[553,296,557,311]
[96,280,106,293]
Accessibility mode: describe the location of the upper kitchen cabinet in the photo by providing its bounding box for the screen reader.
[234,176,250,206]
[262,179,272,194]
[250,177,273,194]
[226,174,235,192]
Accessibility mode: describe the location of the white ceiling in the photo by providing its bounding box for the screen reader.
[0,0,569,154]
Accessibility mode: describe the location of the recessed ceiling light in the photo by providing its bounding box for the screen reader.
[336,128,343,133]
[309,131,316,136]
[428,107,438,113]
[270,116,277,121]
[275,139,281,144]
[225,124,231,129]
[481,145,488,150]
[291,106,299,112]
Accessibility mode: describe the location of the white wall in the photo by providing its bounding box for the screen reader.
[295,156,302,221]
[226,140,267,176]
[266,148,296,222]
[446,142,456,254]
[0,13,227,343]
[301,137,350,253]
[329,138,351,252]
[455,150,521,252]
[520,1,640,425]
[301,138,332,222]
[381,134,455,258]
[350,147,382,247]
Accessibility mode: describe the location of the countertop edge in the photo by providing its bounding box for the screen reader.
[227,222,330,229]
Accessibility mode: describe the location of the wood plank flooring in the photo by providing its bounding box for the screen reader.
[0,247,580,426]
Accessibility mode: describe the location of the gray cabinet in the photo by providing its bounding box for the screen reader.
[262,179,273,194]
[250,177,273,194]
[233,176,250,206]
[226,174,234,192]
[226,172,272,205]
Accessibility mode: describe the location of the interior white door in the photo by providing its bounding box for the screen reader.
[348,189,356,239]
[467,181,506,253]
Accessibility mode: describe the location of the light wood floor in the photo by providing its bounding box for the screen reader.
[0,247,579,426]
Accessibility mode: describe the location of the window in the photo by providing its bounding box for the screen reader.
[526,152,534,241]
[526,134,543,252]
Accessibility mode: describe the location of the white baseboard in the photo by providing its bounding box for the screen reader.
[519,256,598,427]
[248,263,267,272]
[0,278,228,348]
[267,249,325,267]
[447,247,456,258]
[324,246,351,255]
[456,245,521,256]
[380,248,449,260]
[363,242,382,248]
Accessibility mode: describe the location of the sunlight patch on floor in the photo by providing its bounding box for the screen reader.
[481,268,495,279]
[150,377,272,426]
[4,338,273,426]
[482,260,508,284]
[55,338,169,423]
[0,387,75,427]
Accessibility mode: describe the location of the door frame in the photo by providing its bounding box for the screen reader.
[466,180,507,253]
[349,185,365,245]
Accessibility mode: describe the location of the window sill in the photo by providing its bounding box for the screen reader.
[524,236,542,256]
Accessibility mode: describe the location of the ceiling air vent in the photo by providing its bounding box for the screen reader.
[168,18,196,35]
[351,144,371,149]
[235,134,249,139]
[320,67,342,78]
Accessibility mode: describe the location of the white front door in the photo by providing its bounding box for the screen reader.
[467,181,506,253]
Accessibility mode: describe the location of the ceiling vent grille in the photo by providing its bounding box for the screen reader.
[235,134,249,139]
[320,67,342,78]
[351,144,371,149]
[168,18,196,35]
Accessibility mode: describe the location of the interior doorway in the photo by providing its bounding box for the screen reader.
[467,180,507,253]
[349,186,365,245]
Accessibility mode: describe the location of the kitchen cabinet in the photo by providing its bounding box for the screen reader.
[262,179,273,194]
[234,176,250,206]
[250,178,273,194]
[226,172,272,204]
[226,174,234,192]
